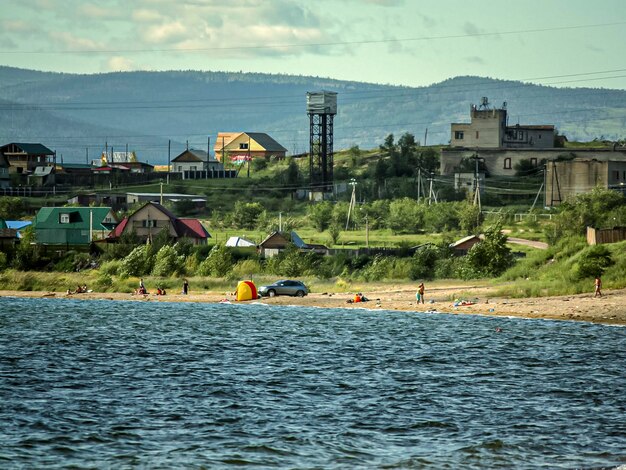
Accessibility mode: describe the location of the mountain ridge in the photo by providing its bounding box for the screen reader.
[1,66,624,163]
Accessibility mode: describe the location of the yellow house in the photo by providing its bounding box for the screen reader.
[214,132,287,162]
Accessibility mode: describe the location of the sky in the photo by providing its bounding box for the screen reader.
[1,0,626,90]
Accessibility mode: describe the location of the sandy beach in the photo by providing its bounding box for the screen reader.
[2,284,625,326]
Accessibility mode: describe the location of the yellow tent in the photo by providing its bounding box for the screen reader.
[236,280,258,301]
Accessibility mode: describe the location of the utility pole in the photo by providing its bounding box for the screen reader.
[167,139,171,185]
[417,168,421,201]
[424,128,428,147]
[427,172,437,205]
[206,136,210,179]
[247,135,251,178]
[531,167,545,212]
[365,214,369,249]
[160,181,164,205]
[345,178,357,230]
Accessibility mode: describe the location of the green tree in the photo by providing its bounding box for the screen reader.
[348,145,361,168]
[387,198,423,233]
[0,197,26,220]
[152,245,185,277]
[327,224,341,246]
[232,201,264,230]
[197,244,233,277]
[458,202,483,234]
[283,159,300,186]
[120,245,153,277]
[308,201,333,232]
[461,221,513,278]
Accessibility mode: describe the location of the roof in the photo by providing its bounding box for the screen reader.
[127,192,205,199]
[177,219,211,239]
[246,132,288,152]
[215,132,287,152]
[34,207,117,231]
[259,230,307,248]
[450,235,482,248]
[6,220,32,230]
[0,143,54,155]
[109,217,128,238]
[172,149,208,163]
[507,125,555,131]
[225,236,256,247]
[60,163,93,169]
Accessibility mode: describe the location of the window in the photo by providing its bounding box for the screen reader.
[504,158,512,170]
[239,143,249,150]
[613,170,620,181]
[60,213,70,224]
[143,219,157,228]
[454,131,464,140]
[530,158,537,166]
[475,131,479,139]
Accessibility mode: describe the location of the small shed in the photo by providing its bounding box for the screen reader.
[450,235,482,256]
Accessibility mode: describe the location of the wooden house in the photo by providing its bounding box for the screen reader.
[214,132,287,162]
[108,201,210,245]
[0,142,54,174]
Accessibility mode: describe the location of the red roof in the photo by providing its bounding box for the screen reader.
[108,217,128,238]
[177,218,210,239]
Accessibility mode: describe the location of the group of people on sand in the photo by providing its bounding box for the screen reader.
[67,284,88,295]
[134,278,190,296]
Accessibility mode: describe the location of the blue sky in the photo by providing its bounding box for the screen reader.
[1,0,625,89]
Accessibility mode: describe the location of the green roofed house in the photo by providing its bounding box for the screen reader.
[33,207,118,246]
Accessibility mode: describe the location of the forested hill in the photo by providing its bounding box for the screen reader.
[0,66,625,164]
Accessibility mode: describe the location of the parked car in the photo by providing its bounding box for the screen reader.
[259,280,309,298]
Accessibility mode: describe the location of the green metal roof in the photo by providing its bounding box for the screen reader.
[0,142,54,155]
[34,207,117,245]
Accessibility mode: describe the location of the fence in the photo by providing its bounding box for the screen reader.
[586,226,626,245]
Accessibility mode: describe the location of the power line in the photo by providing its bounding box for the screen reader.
[1,21,624,55]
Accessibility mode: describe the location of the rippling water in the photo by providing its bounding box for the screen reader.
[1,297,625,469]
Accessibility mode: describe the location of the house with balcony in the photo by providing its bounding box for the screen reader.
[107,201,210,245]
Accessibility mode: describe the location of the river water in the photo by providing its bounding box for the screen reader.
[1,297,625,469]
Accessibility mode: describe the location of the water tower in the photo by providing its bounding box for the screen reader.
[307,91,337,194]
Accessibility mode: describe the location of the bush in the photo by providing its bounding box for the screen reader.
[95,273,114,290]
[99,260,122,276]
[197,245,233,277]
[120,245,153,277]
[152,245,185,277]
[460,220,514,278]
[575,245,614,279]
[0,252,8,271]
[231,259,263,279]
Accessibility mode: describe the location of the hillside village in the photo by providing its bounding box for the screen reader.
[1,95,625,291]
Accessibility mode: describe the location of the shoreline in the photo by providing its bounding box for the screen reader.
[2,286,625,326]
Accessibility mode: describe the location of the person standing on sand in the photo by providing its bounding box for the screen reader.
[139,278,146,295]
[182,279,189,295]
[416,282,425,304]
[594,276,602,297]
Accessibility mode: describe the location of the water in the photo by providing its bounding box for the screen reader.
[1,297,625,469]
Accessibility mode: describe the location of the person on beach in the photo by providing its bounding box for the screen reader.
[416,282,425,304]
[594,276,602,297]
[182,279,189,295]
[138,278,146,295]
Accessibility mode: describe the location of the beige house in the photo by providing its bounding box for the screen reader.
[214,132,287,162]
[108,201,210,245]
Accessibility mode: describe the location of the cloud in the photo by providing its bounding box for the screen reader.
[0,20,31,33]
[48,31,104,50]
[463,21,485,37]
[132,8,164,23]
[79,4,122,19]
[142,21,190,44]
[465,56,486,65]
[105,56,136,72]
